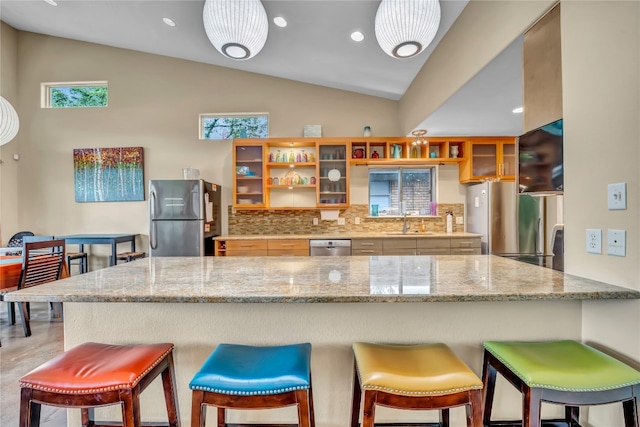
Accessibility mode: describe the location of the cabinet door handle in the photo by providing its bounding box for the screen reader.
[240,244,256,248]
[279,243,295,247]
[361,250,375,253]
[360,243,374,246]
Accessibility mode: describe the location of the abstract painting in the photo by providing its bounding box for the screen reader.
[73,147,144,202]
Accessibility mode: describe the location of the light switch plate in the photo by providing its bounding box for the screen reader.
[586,229,602,254]
[607,229,626,256]
[456,216,464,225]
[337,218,345,225]
[608,182,627,210]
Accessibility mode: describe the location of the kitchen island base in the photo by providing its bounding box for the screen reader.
[63,300,582,427]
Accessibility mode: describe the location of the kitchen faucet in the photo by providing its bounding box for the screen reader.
[402,212,410,234]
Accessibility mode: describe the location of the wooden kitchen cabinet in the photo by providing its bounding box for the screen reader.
[265,141,317,209]
[233,142,265,208]
[416,239,451,255]
[349,137,465,165]
[459,138,516,183]
[450,237,482,255]
[317,141,349,208]
[225,240,268,256]
[267,239,309,256]
[382,238,417,255]
[351,239,383,256]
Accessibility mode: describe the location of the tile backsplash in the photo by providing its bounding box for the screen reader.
[228,204,464,235]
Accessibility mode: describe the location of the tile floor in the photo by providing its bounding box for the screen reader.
[0,301,66,426]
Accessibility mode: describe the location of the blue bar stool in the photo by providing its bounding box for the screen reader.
[190,343,315,427]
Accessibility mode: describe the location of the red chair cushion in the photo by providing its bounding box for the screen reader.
[20,342,174,394]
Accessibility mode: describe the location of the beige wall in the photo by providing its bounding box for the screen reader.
[0,22,20,244]
[399,0,556,134]
[561,2,640,423]
[10,31,404,265]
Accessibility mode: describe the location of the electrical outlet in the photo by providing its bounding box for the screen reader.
[337,218,345,225]
[455,216,463,225]
[586,228,602,254]
[354,217,361,225]
[607,229,626,256]
[313,218,318,225]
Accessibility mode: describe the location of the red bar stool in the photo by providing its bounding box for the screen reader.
[19,342,180,427]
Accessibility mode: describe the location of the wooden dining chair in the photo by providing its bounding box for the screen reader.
[16,239,66,337]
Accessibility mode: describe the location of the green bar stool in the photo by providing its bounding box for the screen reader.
[482,340,640,427]
[190,343,314,427]
[350,342,483,427]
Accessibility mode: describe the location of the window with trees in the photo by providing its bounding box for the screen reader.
[369,168,435,216]
[42,82,108,108]
[199,113,269,140]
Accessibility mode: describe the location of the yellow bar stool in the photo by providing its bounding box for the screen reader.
[350,342,483,427]
[482,340,640,426]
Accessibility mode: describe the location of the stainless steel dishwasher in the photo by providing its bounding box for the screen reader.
[309,239,352,256]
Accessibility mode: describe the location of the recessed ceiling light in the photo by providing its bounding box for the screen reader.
[274,16,287,28]
[163,17,176,27]
[44,0,57,6]
[351,31,365,42]
[512,107,523,114]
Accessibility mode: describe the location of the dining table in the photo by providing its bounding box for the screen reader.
[55,234,138,267]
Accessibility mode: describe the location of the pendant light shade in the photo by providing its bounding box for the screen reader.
[375,0,441,59]
[0,96,19,146]
[203,0,269,60]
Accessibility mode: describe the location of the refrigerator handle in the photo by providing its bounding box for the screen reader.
[150,191,157,250]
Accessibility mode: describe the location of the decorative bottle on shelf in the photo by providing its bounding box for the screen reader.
[275,150,282,163]
[269,152,274,162]
[289,151,295,163]
[363,126,371,137]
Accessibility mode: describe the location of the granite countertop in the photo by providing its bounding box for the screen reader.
[214,232,482,240]
[5,255,639,304]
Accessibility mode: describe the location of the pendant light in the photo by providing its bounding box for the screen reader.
[202,0,269,60]
[0,96,19,146]
[375,0,441,59]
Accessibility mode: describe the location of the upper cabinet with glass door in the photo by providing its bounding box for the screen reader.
[233,141,265,208]
[458,137,516,183]
[317,140,349,208]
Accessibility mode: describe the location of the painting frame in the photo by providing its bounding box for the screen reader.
[199,112,269,140]
[73,147,145,203]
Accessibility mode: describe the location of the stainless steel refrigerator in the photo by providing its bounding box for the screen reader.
[149,180,221,256]
[465,181,563,270]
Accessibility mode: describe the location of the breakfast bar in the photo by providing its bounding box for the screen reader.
[6,255,640,426]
